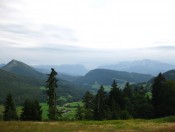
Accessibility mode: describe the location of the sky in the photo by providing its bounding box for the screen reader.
[1,0,175,68]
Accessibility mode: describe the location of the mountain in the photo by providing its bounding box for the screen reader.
[75,69,153,86]
[0,69,42,104]
[34,64,89,76]
[100,59,175,76]
[163,70,175,81]
[0,64,5,68]
[1,59,46,80]
[0,60,86,104]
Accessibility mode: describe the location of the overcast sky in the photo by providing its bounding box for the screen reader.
[1,0,175,68]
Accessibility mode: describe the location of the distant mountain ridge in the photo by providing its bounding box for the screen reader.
[75,69,153,86]
[100,59,175,75]
[34,64,89,76]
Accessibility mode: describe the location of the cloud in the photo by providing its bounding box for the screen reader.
[0,23,78,49]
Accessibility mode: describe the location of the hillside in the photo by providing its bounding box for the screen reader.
[100,59,175,75]
[163,70,175,81]
[0,60,86,104]
[0,69,42,104]
[75,69,153,86]
[2,59,46,80]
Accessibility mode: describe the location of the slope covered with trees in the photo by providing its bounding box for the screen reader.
[0,60,86,104]
[76,69,153,86]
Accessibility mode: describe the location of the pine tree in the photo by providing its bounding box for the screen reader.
[3,94,18,121]
[46,68,59,120]
[75,104,84,120]
[152,73,166,117]
[109,80,123,119]
[93,85,108,120]
[82,91,94,120]
[20,99,42,121]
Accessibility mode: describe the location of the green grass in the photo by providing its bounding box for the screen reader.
[41,102,83,120]
[0,101,82,121]
[0,117,175,132]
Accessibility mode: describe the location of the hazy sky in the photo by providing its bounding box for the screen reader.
[1,0,175,68]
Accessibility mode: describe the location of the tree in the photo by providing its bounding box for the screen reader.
[82,91,94,120]
[20,99,42,121]
[122,82,134,119]
[46,68,59,120]
[75,104,84,120]
[109,80,123,119]
[93,85,109,120]
[3,94,18,121]
[152,73,166,117]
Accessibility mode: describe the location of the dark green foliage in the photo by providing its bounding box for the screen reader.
[93,86,109,120]
[109,80,123,119]
[46,68,59,120]
[154,80,175,117]
[82,80,155,120]
[83,91,94,110]
[75,104,84,120]
[82,91,94,120]
[20,99,42,121]
[3,94,18,121]
[132,91,154,119]
[152,73,166,117]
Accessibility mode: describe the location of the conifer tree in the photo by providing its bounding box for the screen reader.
[109,80,123,119]
[82,91,94,120]
[46,68,59,120]
[3,94,18,121]
[152,73,166,117]
[75,104,84,120]
[20,99,42,121]
[93,85,108,120]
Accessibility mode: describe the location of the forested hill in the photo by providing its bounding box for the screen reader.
[0,60,86,104]
[0,69,42,104]
[163,70,175,80]
[1,59,46,80]
[75,69,153,86]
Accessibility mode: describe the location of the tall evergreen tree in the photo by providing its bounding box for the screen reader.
[93,85,108,120]
[109,80,123,119]
[46,68,59,120]
[152,73,166,117]
[122,82,134,118]
[3,94,18,121]
[20,99,42,121]
[82,91,94,120]
[75,104,84,120]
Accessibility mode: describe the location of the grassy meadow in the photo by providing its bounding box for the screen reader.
[0,117,175,132]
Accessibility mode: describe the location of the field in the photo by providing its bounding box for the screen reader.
[0,117,175,132]
[0,101,83,121]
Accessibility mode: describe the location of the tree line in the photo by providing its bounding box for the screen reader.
[76,73,175,120]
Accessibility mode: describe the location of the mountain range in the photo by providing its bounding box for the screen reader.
[100,59,175,76]
[34,64,88,76]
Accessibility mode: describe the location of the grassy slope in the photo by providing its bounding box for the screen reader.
[0,118,175,132]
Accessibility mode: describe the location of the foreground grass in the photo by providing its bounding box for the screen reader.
[0,118,175,132]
